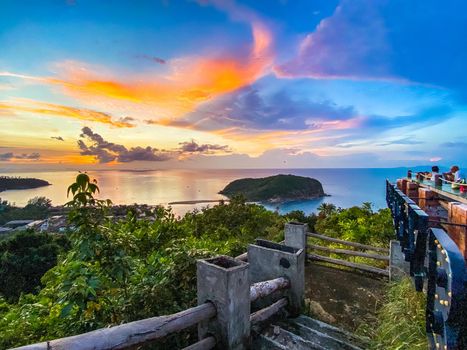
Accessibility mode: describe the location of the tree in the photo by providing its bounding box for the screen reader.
[0,230,69,301]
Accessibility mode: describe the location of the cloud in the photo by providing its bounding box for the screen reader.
[0,152,40,161]
[440,141,467,148]
[51,136,65,141]
[178,140,231,154]
[0,3,274,120]
[78,127,168,163]
[159,85,357,132]
[78,127,231,163]
[376,137,424,147]
[0,100,135,127]
[136,55,166,65]
[274,0,392,81]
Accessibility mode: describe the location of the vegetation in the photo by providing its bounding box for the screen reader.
[0,176,50,192]
[0,230,69,302]
[0,196,52,225]
[306,202,393,269]
[0,174,284,349]
[0,173,394,349]
[219,174,325,202]
[359,277,427,349]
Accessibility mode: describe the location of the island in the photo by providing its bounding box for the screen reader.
[219,174,325,202]
[0,176,50,192]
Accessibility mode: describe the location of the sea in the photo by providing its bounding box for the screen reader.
[0,168,413,216]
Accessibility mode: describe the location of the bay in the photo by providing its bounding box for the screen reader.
[0,168,410,216]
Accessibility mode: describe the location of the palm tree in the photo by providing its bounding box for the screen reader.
[317,203,336,217]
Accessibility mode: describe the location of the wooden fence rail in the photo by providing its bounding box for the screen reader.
[182,336,216,350]
[306,232,389,253]
[250,277,290,302]
[307,244,390,261]
[307,253,389,277]
[13,303,216,350]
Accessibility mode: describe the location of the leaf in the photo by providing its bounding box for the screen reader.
[60,302,73,318]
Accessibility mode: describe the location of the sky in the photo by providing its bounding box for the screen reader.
[1,0,466,170]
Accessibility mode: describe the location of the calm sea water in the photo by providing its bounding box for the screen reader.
[0,168,410,216]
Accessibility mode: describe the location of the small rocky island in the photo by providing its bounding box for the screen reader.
[219,174,325,202]
[0,176,50,192]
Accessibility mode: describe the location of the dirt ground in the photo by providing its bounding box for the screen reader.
[304,262,387,332]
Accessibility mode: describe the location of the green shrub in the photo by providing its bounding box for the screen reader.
[0,230,69,301]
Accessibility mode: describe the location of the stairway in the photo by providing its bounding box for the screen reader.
[252,315,369,350]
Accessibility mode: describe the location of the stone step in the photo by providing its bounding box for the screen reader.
[253,326,327,350]
[253,315,368,350]
[289,315,369,347]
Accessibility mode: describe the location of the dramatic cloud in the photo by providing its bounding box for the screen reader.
[179,140,231,154]
[0,100,135,127]
[78,127,230,163]
[274,0,392,80]
[161,85,357,131]
[51,136,65,141]
[79,127,171,163]
[0,5,273,120]
[0,152,40,161]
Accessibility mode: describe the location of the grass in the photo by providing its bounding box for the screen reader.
[358,277,427,350]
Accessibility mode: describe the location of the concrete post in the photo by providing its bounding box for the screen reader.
[197,256,250,350]
[284,222,307,251]
[248,240,305,316]
[389,240,410,281]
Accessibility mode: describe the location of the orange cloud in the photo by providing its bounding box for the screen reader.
[0,100,135,127]
[0,16,273,121]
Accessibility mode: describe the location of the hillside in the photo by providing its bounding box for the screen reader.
[0,176,50,192]
[219,174,325,202]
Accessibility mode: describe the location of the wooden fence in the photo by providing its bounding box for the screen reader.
[306,232,390,277]
[13,234,302,350]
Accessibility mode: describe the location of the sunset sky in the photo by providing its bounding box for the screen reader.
[1,0,466,170]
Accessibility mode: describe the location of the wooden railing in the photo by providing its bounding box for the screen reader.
[14,303,217,350]
[386,179,429,290]
[386,180,467,349]
[13,232,302,350]
[305,232,390,277]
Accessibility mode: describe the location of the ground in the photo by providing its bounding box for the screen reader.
[304,263,386,332]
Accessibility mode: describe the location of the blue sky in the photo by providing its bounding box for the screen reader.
[0,0,466,169]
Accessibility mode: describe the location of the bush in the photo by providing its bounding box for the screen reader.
[0,230,69,302]
[0,176,284,349]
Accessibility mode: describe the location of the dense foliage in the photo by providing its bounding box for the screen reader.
[0,176,50,192]
[0,196,52,225]
[315,202,393,247]
[0,175,284,348]
[0,174,393,349]
[219,174,324,201]
[0,230,69,301]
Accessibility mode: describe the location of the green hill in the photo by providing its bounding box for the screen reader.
[0,177,50,192]
[219,174,325,202]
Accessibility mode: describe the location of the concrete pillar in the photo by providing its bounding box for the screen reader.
[284,222,307,251]
[406,182,419,203]
[397,178,408,193]
[389,240,410,281]
[447,203,467,258]
[248,239,305,316]
[418,187,437,211]
[197,256,250,350]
